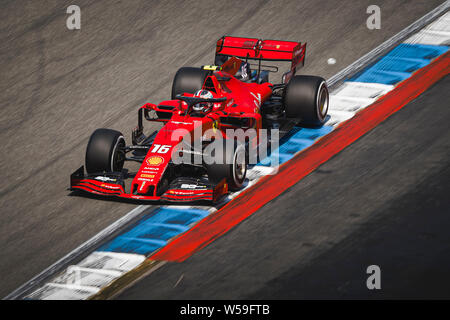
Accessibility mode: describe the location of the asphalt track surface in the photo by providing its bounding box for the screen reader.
[119,75,450,300]
[0,0,445,298]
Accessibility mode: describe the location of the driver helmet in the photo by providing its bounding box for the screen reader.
[193,89,214,114]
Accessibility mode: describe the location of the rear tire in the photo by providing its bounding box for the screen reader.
[171,67,210,99]
[283,75,329,126]
[85,128,125,174]
[205,140,247,191]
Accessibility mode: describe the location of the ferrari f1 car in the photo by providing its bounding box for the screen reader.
[70,36,329,203]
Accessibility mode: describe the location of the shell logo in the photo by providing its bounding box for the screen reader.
[146,156,164,166]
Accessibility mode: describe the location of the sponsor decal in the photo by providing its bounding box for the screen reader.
[141,170,158,174]
[168,190,197,195]
[180,184,207,189]
[146,156,164,166]
[143,167,160,171]
[130,195,146,199]
[250,92,262,108]
[203,65,220,71]
[100,184,121,189]
[94,176,116,182]
[141,174,155,178]
[171,121,193,125]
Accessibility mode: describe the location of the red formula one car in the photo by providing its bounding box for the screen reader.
[70,36,329,203]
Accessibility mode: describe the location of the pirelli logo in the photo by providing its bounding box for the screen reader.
[140,174,155,178]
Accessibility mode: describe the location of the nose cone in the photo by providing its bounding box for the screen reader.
[132,154,169,197]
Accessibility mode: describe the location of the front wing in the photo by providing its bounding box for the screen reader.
[70,166,228,203]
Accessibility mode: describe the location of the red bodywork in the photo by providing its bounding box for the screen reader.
[71,36,306,202]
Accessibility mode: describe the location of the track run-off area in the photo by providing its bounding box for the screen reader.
[1,1,449,299]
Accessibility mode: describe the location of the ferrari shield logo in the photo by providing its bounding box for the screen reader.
[212,120,219,133]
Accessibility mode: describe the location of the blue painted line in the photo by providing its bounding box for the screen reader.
[259,126,333,166]
[387,43,448,60]
[371,56,430,72]
[352,70,412,85]
[350,43,448,85]
[98,207,209,255]
[144,222,189,232]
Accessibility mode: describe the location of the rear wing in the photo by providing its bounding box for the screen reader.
[215,36,306,74]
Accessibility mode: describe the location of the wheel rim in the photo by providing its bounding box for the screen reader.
[233,146,246,184]
[317,83,329,120]
[111,136,125,172]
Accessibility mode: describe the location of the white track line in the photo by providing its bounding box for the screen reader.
[4,205,150,300]
[405,11,450,45]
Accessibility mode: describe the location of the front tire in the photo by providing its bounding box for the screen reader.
[85,128,125,174]
[205,141,247,191]
[283,75,329,126]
